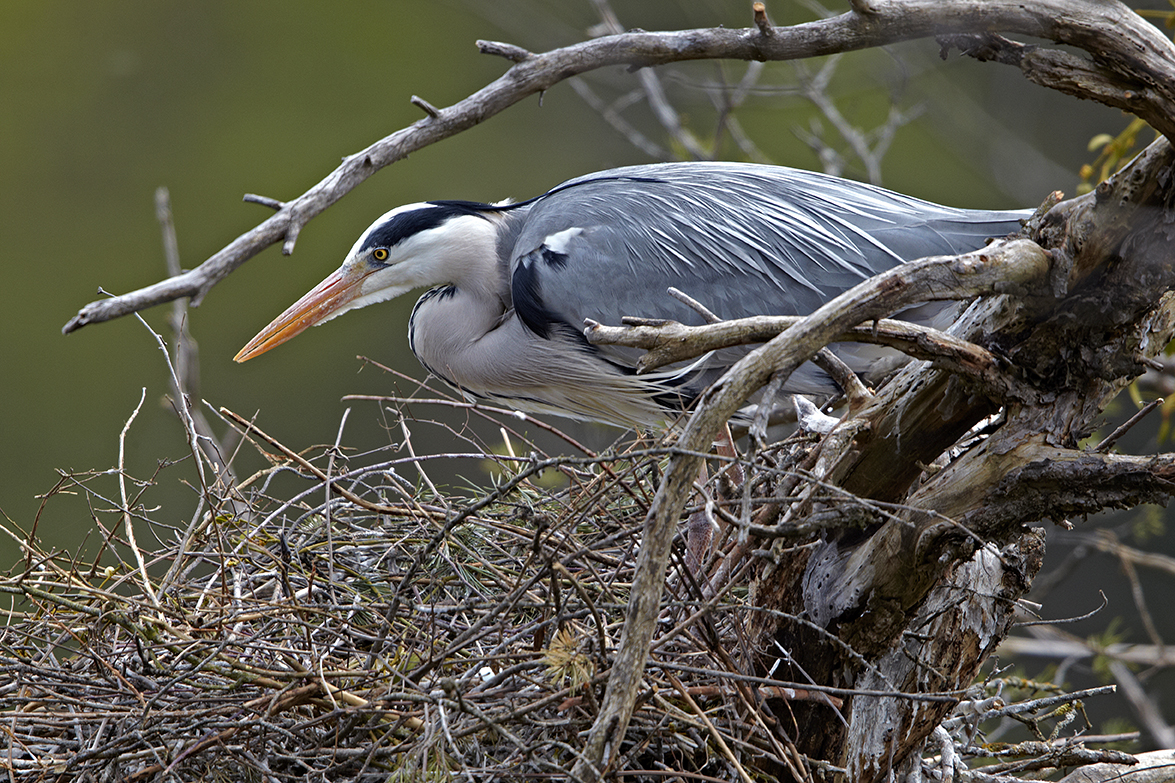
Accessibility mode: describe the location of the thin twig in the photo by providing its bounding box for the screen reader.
[117,387,160,609]
[666,672,755,783]
[410,95,441,118]
[1094,396,1164,452]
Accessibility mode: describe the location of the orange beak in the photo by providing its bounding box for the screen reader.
[234,264,373,363]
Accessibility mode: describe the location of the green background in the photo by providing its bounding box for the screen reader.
[0,1,1153,558]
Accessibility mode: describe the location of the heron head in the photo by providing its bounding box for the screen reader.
[234,201,495,362]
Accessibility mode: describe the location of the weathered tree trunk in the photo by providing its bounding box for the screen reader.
[749,139,1175,780]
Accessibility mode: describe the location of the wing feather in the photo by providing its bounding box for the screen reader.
[506,162,1029,396]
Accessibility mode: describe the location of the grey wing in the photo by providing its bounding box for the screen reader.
[507,162,1029,392]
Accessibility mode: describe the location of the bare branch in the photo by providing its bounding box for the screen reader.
[666,286,722,324]
[998,635,1175,668]
[567,77,670,158]
[63,0,1175,335]
[1093,396,1164,452]
[577,133,1175,779]
[1058,749,1175,783]
[753,3,774,37]
[242,193,285,211]
[589,0,710,160]
[589,311,1009,391]
[1108,660,1175,750]
[813,347,873,407]
[575,236,1053,777]
[477,39,533,63]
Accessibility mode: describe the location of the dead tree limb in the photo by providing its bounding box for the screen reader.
[63,0,1175,335]
[574,136,1175,780]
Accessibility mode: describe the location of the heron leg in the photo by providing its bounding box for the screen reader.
[714,422,744,493]
[684,461,716,576]
[683,423,743,577]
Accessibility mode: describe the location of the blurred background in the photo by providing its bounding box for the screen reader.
[3,0,1173,744]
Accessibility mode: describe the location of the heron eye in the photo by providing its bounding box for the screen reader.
[372,248,389,262]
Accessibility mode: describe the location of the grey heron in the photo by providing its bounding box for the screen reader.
[235,162,1028,428]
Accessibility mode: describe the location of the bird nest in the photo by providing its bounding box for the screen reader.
[2,394,807,782]
[1,393,1141,782]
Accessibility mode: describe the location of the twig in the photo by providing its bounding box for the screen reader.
[959,685,1117,723]
[322,406,352,584]
[588,0,710,160]
[812,347,872,408]
[753,3,774,36]
[117,387,160,609]
[348,358,601,459]
[400,418,448,510]
[667,286,722,325]
[666,672,756,783]
[709,60,773,164]
[750,372,788,443]
[410,95,441,118]
[243,194,285,211]
[587,242,1048,403]
[933,725,957,783]
[792,53,917,184]
[477,40,532,63]
[1055,529,1175,577]
[154,187,238,492]
[219,407,402,517]
[577,238,1052,776]
[998,635,1175,667]
[1094,396,1163,452]
[567,78,670,159]
[971,739,1136,774]
[1015,590,1107,627]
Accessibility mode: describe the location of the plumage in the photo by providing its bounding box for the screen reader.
[235,162,1029,429]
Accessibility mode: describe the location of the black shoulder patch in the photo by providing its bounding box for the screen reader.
[429,199,496,212]
[360,202,491,252]
[539,247,569,269]
[512,250,568,339]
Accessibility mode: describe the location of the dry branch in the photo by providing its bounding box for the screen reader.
[573,133,1175,780]
[62,0,1175,335]
[574,233,1052,777]
[585,251,1049,402]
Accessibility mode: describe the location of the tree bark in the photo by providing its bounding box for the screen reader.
[745,139,1175,780]
[577,120,1175,783]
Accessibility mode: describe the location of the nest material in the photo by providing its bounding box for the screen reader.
[2,427,790,782]
[1,406,1139,782]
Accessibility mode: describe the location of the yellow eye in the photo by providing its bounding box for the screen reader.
[372,248,389,261]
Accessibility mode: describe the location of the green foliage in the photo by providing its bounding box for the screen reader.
[1136,3,1175,30]
[1078,118,1152,194]
[1130,504,1166,543]
[1076,10,1172,194]
[1089,617,1130,683]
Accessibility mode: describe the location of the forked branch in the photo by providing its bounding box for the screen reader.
[62,0,1175,335]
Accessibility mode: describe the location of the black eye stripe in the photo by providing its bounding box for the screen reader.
[359,202,490,252]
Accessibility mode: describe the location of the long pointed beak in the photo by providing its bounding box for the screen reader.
[234,264,373,362]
